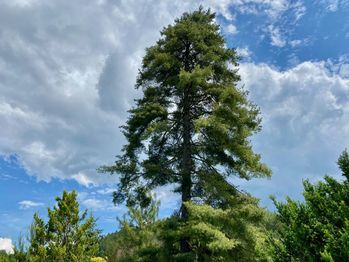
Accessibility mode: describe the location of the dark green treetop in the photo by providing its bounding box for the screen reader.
[100,7,271,213]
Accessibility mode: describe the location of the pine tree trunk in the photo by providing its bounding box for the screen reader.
[180,79,192,253]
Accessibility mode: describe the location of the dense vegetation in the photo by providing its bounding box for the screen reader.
[269,150,349,261]
[1,8,349,262]
[1,191,103,262]
[99,194,277,261]
[97,151,349,262]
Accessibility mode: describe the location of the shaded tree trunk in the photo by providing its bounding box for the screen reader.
[180,77,193,253]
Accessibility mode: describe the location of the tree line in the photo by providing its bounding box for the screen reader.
[1,8,348,262]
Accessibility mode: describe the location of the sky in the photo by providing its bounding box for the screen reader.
[1,0,349,254]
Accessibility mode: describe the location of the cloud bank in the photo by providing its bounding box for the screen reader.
[0,0,302,186]
[236,61,349,202]
[1,0,348,199]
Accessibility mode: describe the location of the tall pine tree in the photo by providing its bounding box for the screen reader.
[100,7,271,253]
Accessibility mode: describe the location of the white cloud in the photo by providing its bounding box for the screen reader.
[81,198,111,210]
[268,25,286,47]
[0,0,124,185]
[322,0,339,11]
[263,1,306,48]
[240,61,349,136]
[319,0,349,12]
[288,1,306,22]
[237,61,349,202]
[289,39,302,47]
[265,0,289,19]
[224,0,288,19]
[96,187,115,195]
[339,64,349,78]
[18,200,44,210]
[236,47,252,60]
[78,191,122,212]
[225,24,238,35]
[0,238,13,254]
[153,185,180,216]
[72,172,94,187]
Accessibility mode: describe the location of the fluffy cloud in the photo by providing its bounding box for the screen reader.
[96,187,115,195]
[81,198,114,211]
[236,61,349,202]
[0,238,13,254]
[240,61,349,148]
[0,0,303,186]
[339,64,349,78]
[224,24,238,35]
[0,0,124,185]
[236,47,252,62]
[18,200,44,209]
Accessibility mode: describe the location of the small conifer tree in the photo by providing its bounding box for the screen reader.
[28,191,100,262]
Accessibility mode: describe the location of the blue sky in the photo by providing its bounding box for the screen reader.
[1,0,349,253]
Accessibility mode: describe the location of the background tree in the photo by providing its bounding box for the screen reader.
[28,191,100,262]
[28,213,47,262]
[0,251,14,262]
[13,236,28,262]
[270,150,349,261]
[100,196,160,262]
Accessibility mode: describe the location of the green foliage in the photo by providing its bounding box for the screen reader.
[99,7,271,210]
[100,197,161,262]
[101,193,274,262]
[270,150,349,261]
[122,193,160,230]
[0,251,14,262]
[27,191,100,262]
[90,257,107,262]
[160,195,273,261]
[13,235,28,262]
